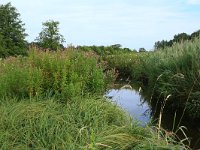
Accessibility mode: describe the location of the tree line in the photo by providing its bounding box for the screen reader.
[154,30,200,50]
[0,2,150,58]
[0,3,65,58]
[1,2,200,58]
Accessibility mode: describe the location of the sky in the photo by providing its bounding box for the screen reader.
[1,0,200,50]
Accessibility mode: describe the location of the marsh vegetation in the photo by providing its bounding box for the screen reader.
[0,2,200,149]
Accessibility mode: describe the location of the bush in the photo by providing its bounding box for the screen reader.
[0,48,114,100]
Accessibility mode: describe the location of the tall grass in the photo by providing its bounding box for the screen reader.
[106,38,200,119]
[139,38,200,119]
[105,53,143,81]
[0,97,188,149]
[0,48,189,149]
[0,49,115,100]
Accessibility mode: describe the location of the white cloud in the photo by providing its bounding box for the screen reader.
[187,0,200,4]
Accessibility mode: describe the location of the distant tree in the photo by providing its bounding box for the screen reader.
[173,33,189,43]
[0,2,27,58]
[77,44,134,55]
[132,49,138,53]
[167,40,173,47]
[154,39,173,50]
[123,48,131,52]
[154,40,165,50]
[35,20,65,51]
[139,48,146,52]
[154,41,161,50]
[111,44,122,49]
[190,30,200,40]
[154,34,189,50]
[154,29,200,51]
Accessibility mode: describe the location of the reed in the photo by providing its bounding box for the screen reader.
[106,38,200,119]
[140,38,200,119]
[0,97,188,149]
[0,48,190,149]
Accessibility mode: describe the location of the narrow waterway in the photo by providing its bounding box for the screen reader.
[105,85,150,125]
[105,84,200,149]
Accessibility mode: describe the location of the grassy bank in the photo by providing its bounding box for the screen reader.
[0,48,188,149]
[0,96,188,149]
[106,38,200,119]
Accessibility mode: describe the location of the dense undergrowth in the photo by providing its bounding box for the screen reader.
[106,38,200,119]
[0,96,188,150]
[0,49,115,100]
[0,48,188,149]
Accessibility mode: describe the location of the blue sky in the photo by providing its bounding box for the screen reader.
[1,0,200,50]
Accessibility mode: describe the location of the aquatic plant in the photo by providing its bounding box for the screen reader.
[106,38,200,119]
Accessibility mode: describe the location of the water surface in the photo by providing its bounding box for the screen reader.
[105,87,150,125]
[105,84,200,149]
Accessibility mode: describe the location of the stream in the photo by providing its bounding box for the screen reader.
[105,87,150,125]
[105,84,200,149]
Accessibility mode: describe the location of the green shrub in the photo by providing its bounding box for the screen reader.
[105,53,142,80]
[105,38,200,119]
[0,48,114,100]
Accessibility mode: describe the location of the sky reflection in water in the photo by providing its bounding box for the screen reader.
[105,88,150,125]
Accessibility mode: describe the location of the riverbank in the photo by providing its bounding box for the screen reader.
[105,38,200,149]
[106,38,200,120]
[107,83,200,149]
[0,49,188,149]
[0,96,188,149]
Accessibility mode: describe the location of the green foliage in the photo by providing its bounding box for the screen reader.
[154,30,200,50]
[106,38,200,119]
[0,97,187,150]
[173,33,190,43]
[0,49,188,150]
[77,44,135,56]
[0,3,27,58]
[0,48,113,100]
[35,20,65,51]
[137,39,200,118]
[139,48,146,52]
[190,30,200,40]
[105,53,142,80]
[154,40,173,50]
[0,59,42,98]
[0,33,8,57]
[186,92,200,118]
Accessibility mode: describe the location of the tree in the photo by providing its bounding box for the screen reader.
[0,33,8,57]
[173,33,189,43]
[154,40,169,50]
[190,30,200,40]
[139,48,146,52]
[0,2,27,58]
[154,29,200,51]
[35,20,65,51]
[111,44,122,49]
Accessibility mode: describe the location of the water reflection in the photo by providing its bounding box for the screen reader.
[105,84,200,149]
[105,87,150,125]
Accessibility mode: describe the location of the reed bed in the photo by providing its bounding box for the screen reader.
[106,38,200,119]
[0,97,188,149]
[0,48,189,149]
